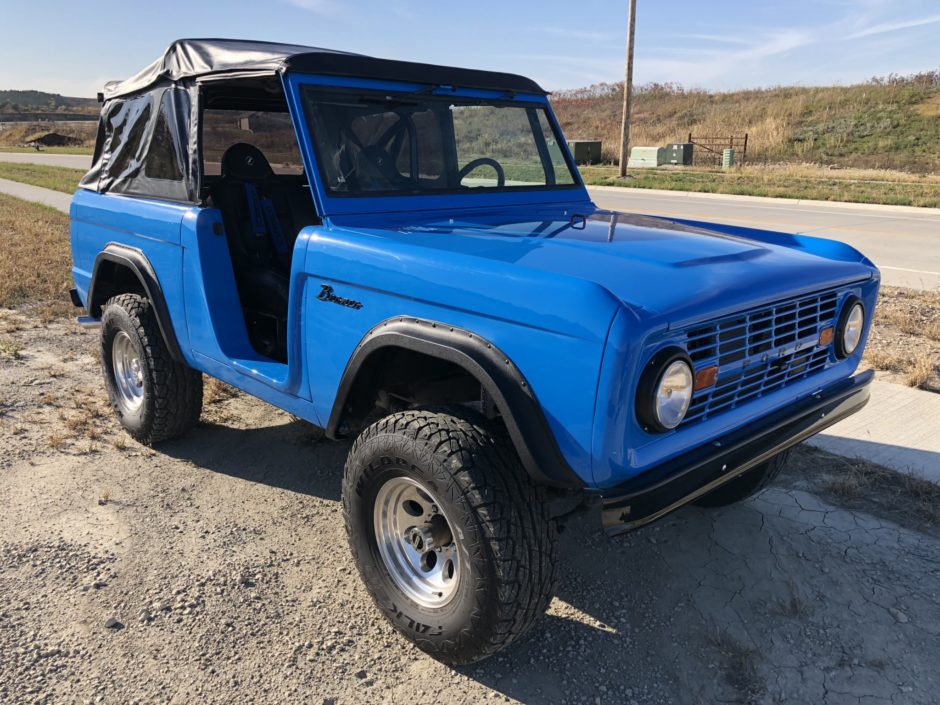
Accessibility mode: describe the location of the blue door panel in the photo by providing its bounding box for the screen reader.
[178,208,314,402]
[179,208,254,364]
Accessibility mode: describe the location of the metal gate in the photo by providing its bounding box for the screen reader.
[688,133,748,167]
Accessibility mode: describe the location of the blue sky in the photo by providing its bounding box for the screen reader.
[2,0,939,97]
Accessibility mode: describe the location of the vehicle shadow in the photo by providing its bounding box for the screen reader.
[457,483,939,705]
[455,505,749,704]
[158,417,349,502]
[154,418,939,705]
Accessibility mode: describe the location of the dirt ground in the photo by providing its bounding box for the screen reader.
[2,308,939,705]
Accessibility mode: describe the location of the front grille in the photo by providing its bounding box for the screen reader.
[681,290,840,426]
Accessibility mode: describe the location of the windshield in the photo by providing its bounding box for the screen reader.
[300,87,578,196]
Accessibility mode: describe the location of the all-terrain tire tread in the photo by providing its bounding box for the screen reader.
[103,294,202,444]
[342,407,558,664]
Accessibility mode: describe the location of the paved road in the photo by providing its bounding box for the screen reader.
[0,152,91,169]
[590,187,940,291]
[2,151,938,290]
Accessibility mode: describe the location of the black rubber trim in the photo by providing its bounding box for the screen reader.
[835,295,864,359]
[86,244,184,363]
[326,317,584,490]
[602,369,874,534]
[69,287,83,308]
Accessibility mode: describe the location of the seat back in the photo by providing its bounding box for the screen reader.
[210,143,318,273]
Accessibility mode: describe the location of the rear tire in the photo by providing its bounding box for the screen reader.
[342,407,558,664]
[692,450,791,507]
[100,293,202,444]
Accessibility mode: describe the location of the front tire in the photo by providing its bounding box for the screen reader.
[100,293,203,444]
[342,408,558,664]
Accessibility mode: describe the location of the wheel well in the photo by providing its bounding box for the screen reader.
[335,347,488,436]
[88,261,145,316]
[328,318,585,490]
[87,246,184,363]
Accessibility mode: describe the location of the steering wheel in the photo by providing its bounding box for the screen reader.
[458,157,506,188]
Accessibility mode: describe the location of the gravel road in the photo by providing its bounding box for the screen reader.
[1,307,938,705]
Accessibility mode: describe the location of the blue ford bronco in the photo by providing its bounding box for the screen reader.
[69,39,878,663]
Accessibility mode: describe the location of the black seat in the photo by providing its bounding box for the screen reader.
[212,143,290,271]
[209,143,316,362]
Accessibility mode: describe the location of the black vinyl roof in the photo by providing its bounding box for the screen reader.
[103,38,547,99]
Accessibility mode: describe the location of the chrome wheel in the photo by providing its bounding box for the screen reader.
[111,330,145,411]
[373,477,460,609]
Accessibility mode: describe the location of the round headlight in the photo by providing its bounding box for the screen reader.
[656,361,694,429]
[836,300,865,358]
[637,349,694,432]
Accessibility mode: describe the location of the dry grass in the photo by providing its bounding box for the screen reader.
[904,352,937,389]
[552,75,940,173]
[800,446,940,525]
[46,431,67,450]
[864,287,940,391]
[204,377,240,405]
[0,337,22,359]
[0,194,73,317]
[864,349,907,373]
[36,385,113,449]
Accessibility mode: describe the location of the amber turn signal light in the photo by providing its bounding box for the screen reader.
[693,365,718,391]
[819,327,834,347]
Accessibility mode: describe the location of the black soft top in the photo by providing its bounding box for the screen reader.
[103,38,547,99]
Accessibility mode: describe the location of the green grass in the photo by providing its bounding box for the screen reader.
[0,162,85,193]
[0,146,93,155]
[580,164,940,208]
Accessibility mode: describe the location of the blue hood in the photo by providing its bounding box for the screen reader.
[329,208,877,327]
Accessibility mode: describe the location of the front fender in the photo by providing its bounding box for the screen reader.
[328,317,586,489]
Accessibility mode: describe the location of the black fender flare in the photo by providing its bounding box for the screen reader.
[327,317,585,490]
[87,243,184,363]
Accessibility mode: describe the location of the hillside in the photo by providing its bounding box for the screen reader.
[0,90,96,113]
[550,71,940,173]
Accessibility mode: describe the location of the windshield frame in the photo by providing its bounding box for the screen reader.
[284,73,587,216]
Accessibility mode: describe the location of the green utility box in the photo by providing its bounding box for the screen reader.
[566,140,602,165]
[722,148,735,169]
[665,143,694,165]
[627,146,666,169]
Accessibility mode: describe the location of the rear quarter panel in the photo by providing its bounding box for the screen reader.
[70,189,191,354]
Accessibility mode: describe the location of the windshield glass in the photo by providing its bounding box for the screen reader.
[300,87,578,196]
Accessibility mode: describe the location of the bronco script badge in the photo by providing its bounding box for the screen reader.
[317,284,363,310]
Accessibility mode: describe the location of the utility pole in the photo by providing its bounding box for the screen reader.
[618,0,637,178]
